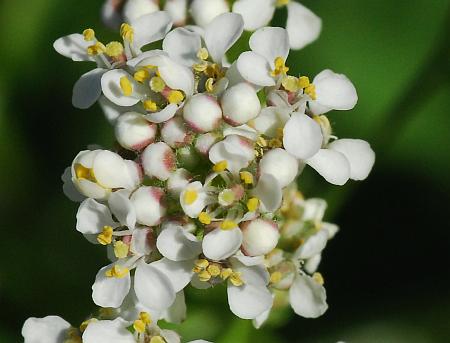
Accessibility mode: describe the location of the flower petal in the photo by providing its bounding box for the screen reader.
[92,263,131,308]
[202,227,242,261]
[163,27,201,66]
[249,27,289,67]
[151,258,194,292]
[132,11,173,50]
[53,33,92,62]
[101,70,140,107]
[72,68,105,109]
[144,103,178,123]
[227,282,273,319]
[162,291,187,324]
[259,148,299,188]
[232,0,275,31]
[76,198,115,235]
[93,150,135,189]
[108,190,136,228]
[294,230,328,259]
[289,274,328,318]
[237,51,275,86]
[83,318,135,343]
[286,2,322,50]
[22,316,71,343]
[306,149,350,185]
[157,224,202,261]
[252,173,282,213]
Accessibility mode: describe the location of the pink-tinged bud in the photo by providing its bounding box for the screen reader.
[241,219,280,256]
[195,132,220,155]
[221,83,261,126]
[183,94,222,132]
[123,0,159,23]
[167,168,192,196]
[259,148,299,188]
[115,112,157,151]
[161,117,192,148]
[141,142,176,181]
[190,0,229,27]
[130,186,166,226]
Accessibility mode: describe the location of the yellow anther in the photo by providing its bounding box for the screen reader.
[119,77,133,97]
[195,259,210,269]
[134,69,150,83]
[276,0,290,7]
[198,270,212,282]
[270,57,289,77]
[240,171,254,185]
[304,84,317,100]
[221,268,233,280]
[213,160,228,172]
[114,240,129,258]
[167,90,185,104]
[205,78,215,93]
[276,127,284,139]
[150,76,166,92]
[205,63,224,79]
[183,189,198,205]
[120,23,134,42]
[105,41,124,57]
[139,312,152,325]
[220,220,237,230]
[143,100,158,112]
[193,62,208,72]
[87,42,106,56]
[133,319,146,334]
[199,212,211,225]
[256,136,268,147]
[246,197,260,212]
[97,226,113,245]
[207,263,221,277]
[83,28,95,41]
[105,265,129,278]
[197,47,209,60]
[298,76,310,88]
[282,75,299,92]
[270,271,283,284]
[79,318,97,333]
[74,164,96,182]
[312,272,324,285]
[230,271,244,286]
[150,336,166,343]
[268,138,283,148]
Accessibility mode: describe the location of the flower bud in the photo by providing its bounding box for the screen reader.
[190,0,229,27]
[164,0,187,26]
[167,168,191,196]
[221,83,261,126]
[123,0,159,23]
[259,148,299,188]
[241,219,280,256]
[183,94,222,132]
[161,116,192,148]
[141,142,176,181]
[195,132,220,155]
[130,186,166,226]
[115,112,157,151]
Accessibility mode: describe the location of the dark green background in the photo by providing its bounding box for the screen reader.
[0,0,449,342]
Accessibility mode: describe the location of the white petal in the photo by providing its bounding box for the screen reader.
[249,27,289,67]
[203,227,242,261]
[62,167,85,202]
[101,70,140,106]
[163,28,201,66]
[76,198,115,235]
[252,173,282,213]
[151,258,194,292]
[231,262,270,286]
[232,0,275,31]
[53,33,92,61]
[131,228,153,256]
[328,139,375,180]
[190,0,230,27]
[252,106,290,138]
[92,264,131,308]
[306,149,350,185]
[157,225,202,261]
[108,189,136,228]
[164,0,188,26]
[295,230,328,259]
[241,219,280,257]
[101,0,122,30]
[180,182,209,218]
[259,148,299,188]
[144,103,178,124]
[132,11,173,50]
[302,198,327,222]
[205,13,244,63]
[123,0,159,23]
[83,318,135,343]
[134,262,176,311]
[289,274,328,318]
[304,254,322,274]
[286,2,322,50]
[72,68,105,109]
[253,305,271,329]
[22,316,71,343]
[162,291,187,324]
[283,112,323,160]
[227,283,273,319]
[183,94,222,132]
[167,168,191,196]
[93,150,135,189]
[209,135,254,175]
[223,124,258,141]
[237,51,275,86]
[115,112,157,150]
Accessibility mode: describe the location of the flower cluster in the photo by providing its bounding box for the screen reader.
[23,2,375,343]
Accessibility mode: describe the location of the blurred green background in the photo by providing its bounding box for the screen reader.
[1,0,449,342]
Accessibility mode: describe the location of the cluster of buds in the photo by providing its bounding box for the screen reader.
[23,1,375,342]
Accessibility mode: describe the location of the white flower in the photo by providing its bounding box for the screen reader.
[123,0,159,23]
[83,318,135,343]
[202,223,243,261]
[258,148,299,188]
[251,173,283,213]
[190,0,230,27]
[241,219,280,256]
[141,142,176,181]
[221,83,261,126]
[209,135,255,175]
[289,273,328,318]
[183,94,223,132]
[180,181,213,218]
[156,222,202,262]
[22,316,71,343]
[164,0,188,26]
[115,112,157,151]
[130,186,166,226]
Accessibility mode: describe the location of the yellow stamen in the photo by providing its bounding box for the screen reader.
[150,76,166,92]
[105,265,129,278]
[268,138,283,148]
[246,197,259,212]
[105,41,124,57]
[205,78,215,93]
[270,271,282,284]
[74,164,96,182]
[221,268,233,280]
[133,319,146,334]
[276,0,290,7]
[120,23,134,42]
[207,263,221,277]
[167,90,185,104]
[134,69,150,83]
[270,57,289,77]
[114,240,129,258]
[198,270,211,282]
[193,62,208,72]
[83,28,95,41]
[97,226,113,245]
[79,318,97,333]
[139,312,152,325]
[256,136,268,148]
[213,160,227,172]
[87,42,106,56]
[230,271,244,286]
[199,212,211,225]
[298,76,310,88]
[220,220,237,230]
[282,75,299,92]
[143,100,158,112]
[197,47,209,60]
[195,259,210,269]
[304,84,317,100]
[120,76,133,96]
[183,189,198,205]
[240,171,254,185]
[150,336,166,343]
[312,272,324,285]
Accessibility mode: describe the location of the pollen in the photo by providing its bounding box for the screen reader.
[304,84,317,100]
[86,42,106,55]
[282,75,299,92]
[246,197,260,212]
[197,47,209,60]
[143,100,158,112]
[271,57,289,77]
[114,240,129,258]
[82,28,95,41]
[120,23,134,42]
[298,76,310,88]
[199,211,211,225]
[105,41,124,57]
[205,77,215,93]
[150,76,166,92]
[184,189,198,205]
[240,171,254,184]
[97,226,113,245]
[195,259,209,269]
[105,265,129,278]
[220,268,233,280]
[207,263,221,277]
[220,220,237,230]
[74,164,96,182]
[313,272,325,285]
[198,270,212,282]
[230,271,244,287]
[120,76,133,96]
[133,319,146,334]
[193,62,208,72]
[213,160,228,172]
[276,0,290,7]
[139,311,152,325]
[134,69,150,83]
[167,90,185,104]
